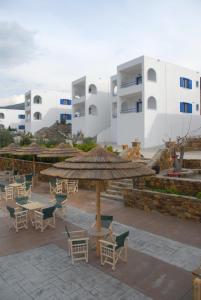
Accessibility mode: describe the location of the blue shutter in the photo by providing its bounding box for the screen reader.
[67,99,71,105]
[188,80,192,89]
[180,102,184,112]
[66,114,72,120]
[188,103,192,113]
[180,77,184,87]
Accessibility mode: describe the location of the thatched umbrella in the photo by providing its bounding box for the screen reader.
[11,143,44,176]
[0,143,20,171]
[38,143,82,158]
[41,146,155,254]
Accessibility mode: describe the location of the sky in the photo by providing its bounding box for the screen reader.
[0,0,201,103]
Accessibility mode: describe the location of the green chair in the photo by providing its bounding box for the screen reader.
[99,231,129,271]
[16,196,30,206]
[25,173,33,183]
[34,205,56,232]
[55,193,68,208]
[6,205,28,232]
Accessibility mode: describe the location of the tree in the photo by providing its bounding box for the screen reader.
[0,129,14,148]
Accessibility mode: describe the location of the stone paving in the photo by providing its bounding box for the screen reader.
[64,205,201,272]
[0,244,151,300]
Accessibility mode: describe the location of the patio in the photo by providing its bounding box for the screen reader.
[0,182,200,299]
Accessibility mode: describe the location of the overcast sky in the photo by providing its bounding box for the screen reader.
[0,0,201,102]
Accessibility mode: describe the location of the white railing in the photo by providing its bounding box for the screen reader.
[120,107,137,113]
[120,77,142,88]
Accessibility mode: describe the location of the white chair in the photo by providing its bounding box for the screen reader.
[64,225,89,264]
[6,206,28,232]
[66,180,78,194]
[4,186,14,202]
[34,206,56,232]
[100,231,129,271]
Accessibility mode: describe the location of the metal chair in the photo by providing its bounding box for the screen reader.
[64,225,89,264]
[6,205,28,232]
[100,231,129,271]
[34,205,56,232]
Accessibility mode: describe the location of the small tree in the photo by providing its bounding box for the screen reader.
[0,129,14,148]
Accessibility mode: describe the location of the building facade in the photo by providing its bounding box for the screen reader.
[103,56,201,148]
[0,103,25,132]
[25,90,72,134]
[72,76,111,138]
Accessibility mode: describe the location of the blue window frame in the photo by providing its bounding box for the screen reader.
[180,102,192,113]
[60,99,71,105]
[18,125,25,130]
[180,77,192,89]
[60,114,72,122]
[18,114,25,119]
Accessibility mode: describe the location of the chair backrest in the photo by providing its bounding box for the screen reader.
[25,182,32,190]
[6,206,15,218]
[55,194,67,208]
[5,186,13,197]
[16,196,29,205]
[42,206,56,220]
[25,173,33,182]
[115,231,129,250]
[64,225,70,238]
[96,215,113,229]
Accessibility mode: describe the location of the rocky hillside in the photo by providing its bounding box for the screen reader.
[35,122,71,141]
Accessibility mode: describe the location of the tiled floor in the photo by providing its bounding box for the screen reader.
[1,184,200,299]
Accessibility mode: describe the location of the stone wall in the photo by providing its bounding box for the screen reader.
[184,137,201,151]
[124,188,201,221]
[144,175,201,196]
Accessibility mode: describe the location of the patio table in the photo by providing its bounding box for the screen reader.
[18,201,46,226]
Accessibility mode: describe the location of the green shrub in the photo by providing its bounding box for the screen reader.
[196,192,201,199]
[74,143,97,152]
[0,129,14,148]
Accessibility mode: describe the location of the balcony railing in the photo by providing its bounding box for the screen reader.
[73,112,85,118]
[120,77,142,88]
[120,107,137,113]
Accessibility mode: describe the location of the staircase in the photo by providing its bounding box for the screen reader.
[100,179,133,202]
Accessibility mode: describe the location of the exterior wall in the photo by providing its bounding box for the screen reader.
[25,90,72,134]
[143,56,201,148]
[0,108,25,131]
[72,76,111,138]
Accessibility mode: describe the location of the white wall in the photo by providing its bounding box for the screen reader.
[0,109,25,131]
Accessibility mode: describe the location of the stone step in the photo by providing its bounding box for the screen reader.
[109,182,133,189]
[100,193,124,202]
[106,189,123,196]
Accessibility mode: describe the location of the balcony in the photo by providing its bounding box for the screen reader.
[120,107,137,113]
[120,77,142,88]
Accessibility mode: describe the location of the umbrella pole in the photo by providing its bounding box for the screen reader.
[96,181,101,256]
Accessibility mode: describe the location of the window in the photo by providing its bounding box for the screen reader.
[196,104,199,111]
[0,113,5,119]
[18,114,25,119]
[147,68,156,82]
[88,84,97,94]
[33,112,42,120]
[88,105,98,115]
[60,99,71,105]
[180,102,192,113]
[147,97,157,110]
[196,81,199,88]
[180,77,192,89]
[18,125,25,130]
[60,114,72,123]
[33,95,42,104]
[137,100,142,113]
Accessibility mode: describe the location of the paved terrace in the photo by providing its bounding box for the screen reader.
[1,182,201,299]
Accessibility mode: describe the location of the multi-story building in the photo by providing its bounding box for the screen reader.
[25,90,72,134]
[0,103,25,131]
[106,56,201,148]
[72,76,111,138]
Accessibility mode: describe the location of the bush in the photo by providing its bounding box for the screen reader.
[0,129,14,148]
[20,134,32,146]
[196,192,201,199]
[74,143,97,152]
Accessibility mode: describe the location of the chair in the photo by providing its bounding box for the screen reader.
[25,173,33,184]
[15,175,25,184]
[16,196,30,206]
[4,186,14,202]
[55,193,68,209]
[34,205,56,232]
[91,215,113,237]
[49,181,63,195]
[17,185,27,197]
[64,225,89,264]
[6,206,28,232]
[99,231,129,271]
[66,180,78,194]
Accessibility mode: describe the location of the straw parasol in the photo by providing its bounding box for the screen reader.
[38,143,82,158]
[11,143,44,176]
[0,143,20,171]
[41,146,155,254]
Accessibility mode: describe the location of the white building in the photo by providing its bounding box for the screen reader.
[101,55,201,148]
[0,103,25,131]
[72,76,111,138]
[25,90,72,134]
